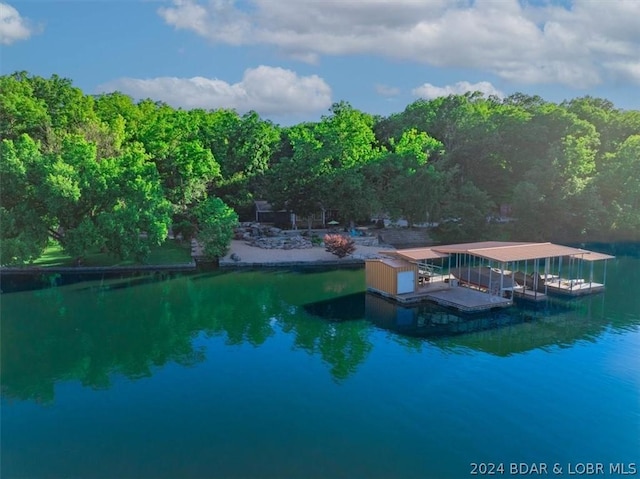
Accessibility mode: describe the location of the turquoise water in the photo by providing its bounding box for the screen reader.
[1,254,639,478]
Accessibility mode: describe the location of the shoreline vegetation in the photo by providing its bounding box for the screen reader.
[2,72,639,269]
[0,239,394,273]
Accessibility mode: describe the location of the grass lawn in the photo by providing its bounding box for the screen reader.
[31,240,193,267]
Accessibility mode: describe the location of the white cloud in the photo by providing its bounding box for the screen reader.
[375,84,400,97]
[158,0,250,45]
[412,81,504,99]
[97,65,332,117]
[0,2,34,44]
[157,0,640,89]
[604,61,640,85]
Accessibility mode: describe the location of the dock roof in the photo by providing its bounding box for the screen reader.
[372,257,416,268]
[433,241,530,253]
[575,251,615,261]
[381,248,449,261]
[388,241,614,263]
[466,242,587,262]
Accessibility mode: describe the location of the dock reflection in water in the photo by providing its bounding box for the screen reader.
[304,291,610,354]
[365,293,539,338]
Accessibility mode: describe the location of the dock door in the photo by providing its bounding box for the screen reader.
[397,270,415,294]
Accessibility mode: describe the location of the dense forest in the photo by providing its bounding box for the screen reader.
[1,72,639,265]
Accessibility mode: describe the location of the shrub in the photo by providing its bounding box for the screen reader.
[323,234,356,258]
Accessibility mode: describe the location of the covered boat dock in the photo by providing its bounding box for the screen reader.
[365,241,614,312]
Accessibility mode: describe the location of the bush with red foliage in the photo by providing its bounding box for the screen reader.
[323,234,356,258]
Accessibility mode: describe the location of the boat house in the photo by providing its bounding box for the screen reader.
[365,241,614,312]
[365,258,419,297]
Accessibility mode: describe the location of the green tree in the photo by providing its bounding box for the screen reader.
[48,138,172,261]
[266,123,329,228]
[267,103,380,228]
[437,181,494,242]
[319,102,379,224]
[132,102,222,214]
[0,73,51,143]
[501,103,602,241]
[1,134,172,264]
[365,129,446,226]
[160,139,221,210]
[26,74,96,132]
[378,93,526,213]
[194,197,238,258]
[0,135,51,263]
[205,110,281,215]
[93,91,142,138]
[597,135,640,240]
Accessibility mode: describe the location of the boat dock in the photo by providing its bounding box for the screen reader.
[513,287,548,301]
[368,273,513,312]
[544,279,605,296]
[419,285,512,312]
[365,241,614,313]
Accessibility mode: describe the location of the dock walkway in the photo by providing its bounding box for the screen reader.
[422,287,512,312]
[381,278,513,312]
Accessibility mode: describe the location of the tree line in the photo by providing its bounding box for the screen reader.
[1,72,639,265]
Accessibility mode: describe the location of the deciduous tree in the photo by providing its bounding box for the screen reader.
[193,197,239,259]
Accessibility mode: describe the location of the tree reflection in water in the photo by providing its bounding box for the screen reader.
[2,256,638,403]
[1,268,372,402]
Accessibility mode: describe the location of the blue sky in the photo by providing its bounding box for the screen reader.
[2,0,639,125]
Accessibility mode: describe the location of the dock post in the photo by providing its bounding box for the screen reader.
[558,256,562,290]
[569,256,574,293]
[534,259,539,300]
[489,262,493,297]
[544,257,549,296]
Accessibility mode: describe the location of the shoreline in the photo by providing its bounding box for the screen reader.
[0,263,197,274]
[0,240,394,274]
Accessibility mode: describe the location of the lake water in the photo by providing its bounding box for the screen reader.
[2,250,639,479]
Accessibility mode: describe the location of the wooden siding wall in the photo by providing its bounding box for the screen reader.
[365,260,417,295]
